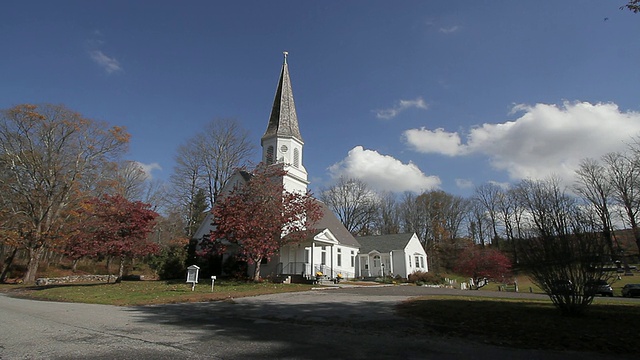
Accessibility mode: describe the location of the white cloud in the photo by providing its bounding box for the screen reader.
[404,101,640,183]
[404,127,466,156]
[328,146,440,193]
[135,161,162,180]
[375,97,428,120]
[439,25,460,34]
[455,178,474,189]
[89,50,122,74]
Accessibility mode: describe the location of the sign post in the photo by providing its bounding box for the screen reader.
[186,265,200,291]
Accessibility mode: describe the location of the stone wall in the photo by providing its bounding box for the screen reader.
[35,275,118,286]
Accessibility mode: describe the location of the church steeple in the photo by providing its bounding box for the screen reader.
[261,52,308,193]
[261,51,303,145]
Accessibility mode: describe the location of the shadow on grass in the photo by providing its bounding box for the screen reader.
[397,297,640,354]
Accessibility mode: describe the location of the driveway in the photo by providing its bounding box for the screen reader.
[0,286,634,359]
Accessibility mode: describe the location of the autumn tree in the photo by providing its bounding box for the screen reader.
[320,177,379,235]
[0,104,129,283]
[68,194,160,281]
[454,245,512,289]
[204,164,322,281]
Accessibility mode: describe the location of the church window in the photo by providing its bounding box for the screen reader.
[373,255,380,268]
[266,146,274,164]
[293,148,300,168]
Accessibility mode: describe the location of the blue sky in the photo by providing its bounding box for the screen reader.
[2,1,639,198]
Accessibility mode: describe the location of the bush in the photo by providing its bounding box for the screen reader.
[408,271,443,285]
[149,238,189,280]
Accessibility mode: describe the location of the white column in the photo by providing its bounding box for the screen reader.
[310,243,314,277]
[330,244,334,278]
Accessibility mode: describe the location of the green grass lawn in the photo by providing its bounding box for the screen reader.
[397,295,640,355]
[0,280,314,306]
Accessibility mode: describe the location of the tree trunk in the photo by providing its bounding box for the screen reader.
[633,225,640,256]
[23,246,45,284]
[117,257,125,282]
[72,259,79,273]
[253,259,262,282]
[0,247,19,283]
[106,256,112,283]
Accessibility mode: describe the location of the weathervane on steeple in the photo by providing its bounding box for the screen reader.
[283,51,288,64]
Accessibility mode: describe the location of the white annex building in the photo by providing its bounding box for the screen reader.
[193,53,428,281]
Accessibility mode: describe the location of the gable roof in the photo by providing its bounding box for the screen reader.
[356,233,417,254]
[311,200,360,248]
[261,53,303,144]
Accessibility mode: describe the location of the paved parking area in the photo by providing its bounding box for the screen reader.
[0,286,636,359]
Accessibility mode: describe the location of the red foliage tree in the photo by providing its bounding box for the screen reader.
[454,245,512,289]
[204,164,322,281]
[68,194,160,281]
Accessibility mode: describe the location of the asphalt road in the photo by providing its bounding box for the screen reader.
[0,286,635,360]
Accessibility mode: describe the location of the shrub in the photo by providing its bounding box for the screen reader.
[408,271,443,285]
[149,238,189,280]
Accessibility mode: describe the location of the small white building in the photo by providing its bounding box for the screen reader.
[356,233,428,278]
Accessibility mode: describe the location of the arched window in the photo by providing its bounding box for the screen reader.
[293,148,300,168]
[266,146,274,164]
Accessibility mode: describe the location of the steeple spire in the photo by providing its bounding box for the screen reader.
[261,51,303,145]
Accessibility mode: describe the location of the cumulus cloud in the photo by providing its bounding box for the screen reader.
[375,97,428,120]
[404,127,466,156]
[90,50,122,74]
[328,146,440,193]
[404,101,640,182]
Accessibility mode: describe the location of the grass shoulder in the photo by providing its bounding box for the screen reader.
[0,280,314,306]
[397,295,640,355]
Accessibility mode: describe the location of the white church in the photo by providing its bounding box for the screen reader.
[192,53,428,281]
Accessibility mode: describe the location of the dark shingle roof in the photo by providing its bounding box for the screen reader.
[261,54,303,144]
[356,233,416,253]
[312,200,360,248]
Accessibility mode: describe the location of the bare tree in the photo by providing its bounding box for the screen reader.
[399,192,427,244]
[374,191,401,235]
[603,151,640,254]
[170,142,205,237]
[320,177,379,235]
[170,118,253,237]
[515,177,575,238]
[401,190,470,271]
[515,177,614,316]
[196,118,254,209]
[574,158,616,254]
[0,104,128,283]
[468,198,491,247]
[474,183,502,248]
